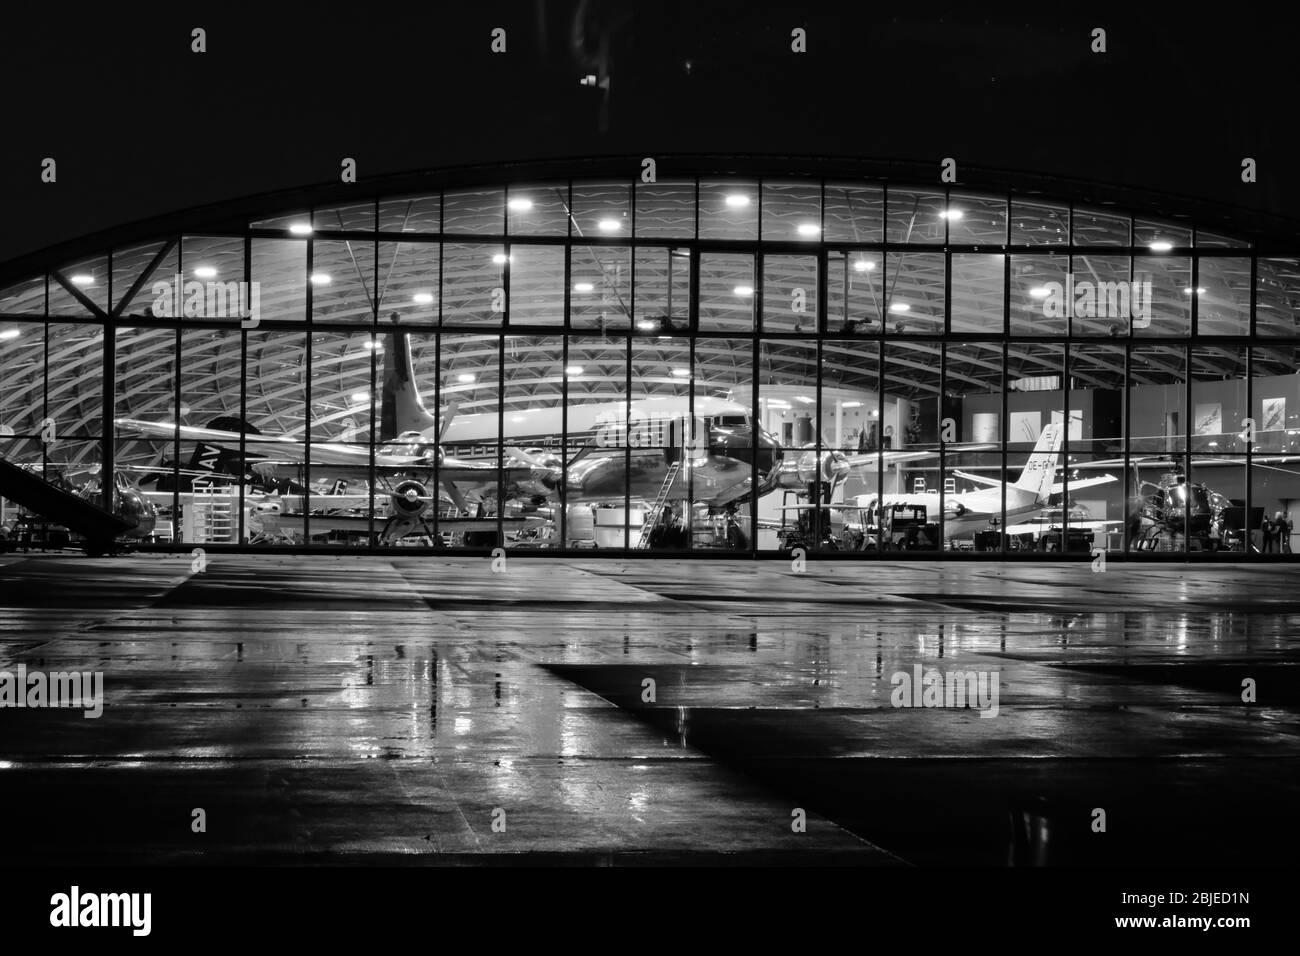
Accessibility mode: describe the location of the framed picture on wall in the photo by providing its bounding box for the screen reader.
[1263,397,1286,431]
[1194,402,1222,436]
[1009,411,1041,443]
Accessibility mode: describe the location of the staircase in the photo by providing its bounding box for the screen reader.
[634,462,681,549]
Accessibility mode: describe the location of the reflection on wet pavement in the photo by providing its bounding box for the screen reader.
[0,553,1296,865]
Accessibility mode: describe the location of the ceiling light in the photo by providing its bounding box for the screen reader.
[456,373,476,384]
[940,209,963,220]
[1149,240,1173,252]
[1029,286,1051,299]
[598,218,622,232]
[310,273,332,285]
[796,396,815,404]
[573,282,594,293]
[1183,287,1206,295]
[889,302,911,313]
[636,320,656,331]
[796,223,821,237]
[734,285,755,296]
[507,198,533,212]
[565,365,584,375]
[350,392,370,404]
[671,368,690,377]
[724,194,750,208]
[193,266,217,279]
[412,292,434,305]
[70,274,95,286]
[363,339,383,350]
[289,223,313,236]
[492,253,510,265]
[0,329,20,341]
[842,401,863,408]
[853,258,876,272]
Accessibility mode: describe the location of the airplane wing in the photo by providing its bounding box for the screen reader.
[840,450,935,470]
[116,419,434,470]
[951,469,1004,488]
[1003,518,1123,535]
[1049,475,1117,494]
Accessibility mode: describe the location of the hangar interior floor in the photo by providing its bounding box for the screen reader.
[0,554,1296,866]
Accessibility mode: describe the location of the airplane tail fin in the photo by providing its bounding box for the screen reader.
[381,319,439,441]
[188,415,259,480]
[1013,423,1064,502]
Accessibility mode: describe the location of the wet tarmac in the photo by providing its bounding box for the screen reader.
[0,553,1296,866]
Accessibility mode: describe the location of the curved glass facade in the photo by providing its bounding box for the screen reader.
[2,169,1299,556]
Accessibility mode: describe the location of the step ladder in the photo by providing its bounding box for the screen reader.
[190,479,235,543]
[635,462,681,549]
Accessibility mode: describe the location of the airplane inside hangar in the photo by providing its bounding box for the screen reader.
[1,166,1299,557]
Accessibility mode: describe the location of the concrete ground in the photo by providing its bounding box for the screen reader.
[0,553,1296,866]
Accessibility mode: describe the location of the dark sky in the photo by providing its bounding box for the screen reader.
[1,2,1296,264]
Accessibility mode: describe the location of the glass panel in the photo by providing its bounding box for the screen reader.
[311,240,375,324]
[1128,345,1186,455]
[757,340,818,550]
[1196,229,1250,249]
[699,253,754,332]
[884,253,944,334]
[0,275,46,315]
[880,341,943,549]
[699,180,758,241]
[313,201,375,232]
[506,184,569,236]
[50,255,109,317]
[634,180,695,239]
[694,336,752,551]
[251,211,311,231]
[762,255,817,333]
[570,244,631,332]
[1255,258,1299,336]
[631,247,690,333]
[1190,347,1248,455]
[0,321,44,437]
[45,323,104,439]
[508,244,564,326]
[251,240,307,324]
[111,242,170,315]
[442,188,505,236]
[761,182,822,243]
[1195,257,1250,335]
[886,188,945,244]
[821,339,882,550]
[826,250,883,334]
[1135,219,1191,249]
[1069,254,1132,337]
[823,183,884,244]
[570,182,631,239]
[503,334,563,550]
[441,243,506,326]
[378,194,441,233]
[1132,255,1191,336]
[1072,207,1129,246]
[943,342,1004,551]
[945,193,1007,246]
[309,331,375,443]
[376,241,439,321]
[1010,200,1068,246]
[576,334,630,549]
[950,253,1004,333]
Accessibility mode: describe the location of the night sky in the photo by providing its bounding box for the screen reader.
[1,3,1296,263]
